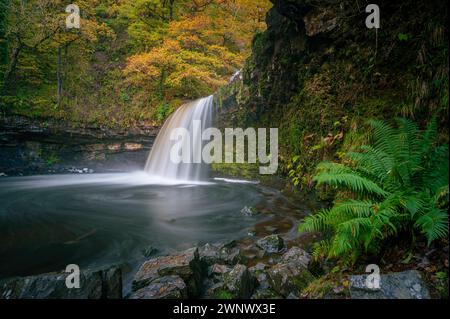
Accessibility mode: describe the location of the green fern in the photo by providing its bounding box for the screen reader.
[299,118,449,260]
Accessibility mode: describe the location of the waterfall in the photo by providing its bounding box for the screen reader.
[144,96,214,182]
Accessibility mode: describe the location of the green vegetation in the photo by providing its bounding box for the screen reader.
[215,290,233,299]
[0,0,271,127]
[299,118,449,261]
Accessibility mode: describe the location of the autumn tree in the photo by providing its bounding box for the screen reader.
[1,0,113,108]
[124,0,271,111]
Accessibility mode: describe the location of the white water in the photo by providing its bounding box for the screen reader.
[145,96,214,181]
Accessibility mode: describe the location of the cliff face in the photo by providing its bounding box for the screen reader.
[217,0,448,186]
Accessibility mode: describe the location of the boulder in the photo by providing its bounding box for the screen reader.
[349,270,430,299]
[133,247,204,297]
[222,264,257,299]
[198,242,243,266]
[208,264,231,279]
[267,262,314,297]
[129,276,187,299]
[256,235,285,254]
[0,266,122,299]
[198,243,222,265]
[281,247,311,268]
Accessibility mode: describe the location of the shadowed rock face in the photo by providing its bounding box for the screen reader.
[0,116,156,176]
[0,266,122,299]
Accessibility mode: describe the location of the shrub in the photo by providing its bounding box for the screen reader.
[299,118,449,261]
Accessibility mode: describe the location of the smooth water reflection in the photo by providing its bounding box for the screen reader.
[0,173,264,279]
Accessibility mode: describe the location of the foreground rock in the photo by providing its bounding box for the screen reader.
[132,247,205,297]
[266,247,314,297]
[223,265,257,299]
[130,276,187,299]
[0,266,122,299]
[349,270,430,299]
[281,246,311,268]
[198,242,243,266]
[205,264,257,299]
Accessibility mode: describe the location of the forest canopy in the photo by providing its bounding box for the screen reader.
[0,0,271,126]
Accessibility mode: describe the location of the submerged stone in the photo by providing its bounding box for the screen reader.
[241,206,259,216]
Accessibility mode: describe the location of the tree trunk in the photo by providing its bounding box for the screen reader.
[57,45,62,107]
[169,0,175,20]
[1,44,21,95]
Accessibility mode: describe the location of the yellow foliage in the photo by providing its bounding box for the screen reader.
[123,0,271,100]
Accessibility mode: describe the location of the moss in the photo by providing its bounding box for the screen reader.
[303,276,336,299]
[215,290,233,299]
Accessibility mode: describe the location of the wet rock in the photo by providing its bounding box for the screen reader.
[221,247,243,265]
[241,206,259,216]
[198,243,222,265]
[0,266,122,299]
[267,262,314,297]
[281,247,311,268]
[133,247,204,297]
[198,242,243,266]
[349,270,430,299]
[256,235,285,254]
[129,276,187,299]
[254,271,271,291]
[222,264,257,299]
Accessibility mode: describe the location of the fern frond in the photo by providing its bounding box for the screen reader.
[313,171,388,197]
[299,209,332,233]
[415,208,449,245]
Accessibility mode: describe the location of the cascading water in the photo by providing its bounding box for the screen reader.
[144,95,214,182]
